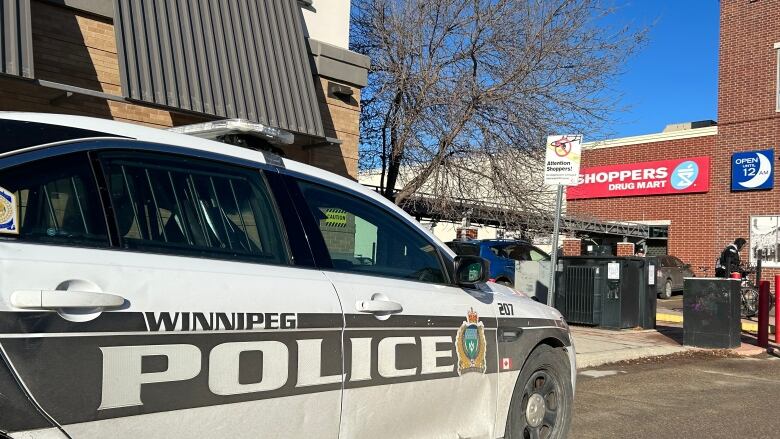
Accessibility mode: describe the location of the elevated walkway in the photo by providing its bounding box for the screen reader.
[363,184,654,239]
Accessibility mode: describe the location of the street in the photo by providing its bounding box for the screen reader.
[571,351,780,439]
[657,294,684,313]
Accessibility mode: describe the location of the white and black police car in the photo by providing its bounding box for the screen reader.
[0,113,575,438]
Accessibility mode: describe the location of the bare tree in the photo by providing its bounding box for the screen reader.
[352,0,645,223]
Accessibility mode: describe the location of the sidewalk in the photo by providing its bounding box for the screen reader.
[571,325,687,369]
[571,324,769,369]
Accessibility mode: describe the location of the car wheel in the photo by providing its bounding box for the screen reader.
[658,279,673,300]
[505,345,573,439]
[497,279,513,287]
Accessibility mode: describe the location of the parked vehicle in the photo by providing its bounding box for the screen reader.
[0,113,574,439]
[656,255,695,299]
[446,239,550,287]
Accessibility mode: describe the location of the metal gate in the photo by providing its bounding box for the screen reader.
[556,265,602,325]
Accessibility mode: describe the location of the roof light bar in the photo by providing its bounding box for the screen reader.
[168,119,295,145]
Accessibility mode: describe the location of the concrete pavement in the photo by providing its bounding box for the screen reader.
[571,325,688,369]
[571,352,780,439]
[571,323,769,369]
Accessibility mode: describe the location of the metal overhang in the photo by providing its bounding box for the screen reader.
[113,0,325,139]
[0,0,33,78]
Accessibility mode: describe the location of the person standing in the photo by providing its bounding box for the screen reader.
[715,237,747,278]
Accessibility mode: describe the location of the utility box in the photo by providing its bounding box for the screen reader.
[555,256,656,329]
[683,278,741,349]
[640,257,658,329]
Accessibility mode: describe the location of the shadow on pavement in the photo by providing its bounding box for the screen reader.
[654,324,684,344]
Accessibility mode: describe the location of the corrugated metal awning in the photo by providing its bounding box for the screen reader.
[0,0,33,78]
[114,0,325,138]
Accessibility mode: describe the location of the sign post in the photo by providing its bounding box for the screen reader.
[544,135,582,308]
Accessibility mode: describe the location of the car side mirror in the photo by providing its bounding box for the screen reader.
[455,255,489,287]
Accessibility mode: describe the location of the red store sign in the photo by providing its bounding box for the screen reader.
[567,156,710,200]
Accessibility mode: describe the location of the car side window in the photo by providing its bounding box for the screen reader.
[490,244,504,257]
[0,152,109,247]
[506,244,531,261]
[529,248,548,261]
[296,180,446,284]
[98,152,288,264]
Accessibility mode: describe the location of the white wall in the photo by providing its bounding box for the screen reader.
[421,222,501,243]
[302,0,351,49]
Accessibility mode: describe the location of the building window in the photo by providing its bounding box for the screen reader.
[776,42,780,112]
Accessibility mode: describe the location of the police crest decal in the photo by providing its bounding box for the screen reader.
[0,187,18,235]
[456,308,487,375]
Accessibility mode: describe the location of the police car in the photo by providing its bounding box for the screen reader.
[0,113,575,439]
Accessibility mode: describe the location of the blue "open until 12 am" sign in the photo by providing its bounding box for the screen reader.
[732,149,774,191]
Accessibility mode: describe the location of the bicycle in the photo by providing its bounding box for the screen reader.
[737,266,775,318]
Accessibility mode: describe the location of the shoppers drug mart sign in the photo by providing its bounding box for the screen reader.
[567,156,710,200]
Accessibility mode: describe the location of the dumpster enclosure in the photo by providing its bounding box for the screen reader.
[554,256,657,329]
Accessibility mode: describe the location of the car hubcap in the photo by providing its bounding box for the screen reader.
[526,394,546,427]
[521,370,560,439]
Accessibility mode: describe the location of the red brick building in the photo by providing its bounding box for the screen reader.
[568,0,780,279]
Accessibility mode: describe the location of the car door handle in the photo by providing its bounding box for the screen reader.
[499,327,523,342]
[355,299,403,314]
[10,290,126,310]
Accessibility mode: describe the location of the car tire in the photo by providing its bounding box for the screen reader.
[658,279,673,300]
[505,345,573,439]
[497,279,513,287]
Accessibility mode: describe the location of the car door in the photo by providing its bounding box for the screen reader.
[494,243,517,278]
[663,256,677,290]
[286,176,499,439]
[670,257,687,290]
[0,145,343,438]
[657,256,669,286]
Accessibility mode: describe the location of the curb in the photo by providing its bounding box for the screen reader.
[656,312,773,333]
[576,346,689,369]
[656,313,682,323]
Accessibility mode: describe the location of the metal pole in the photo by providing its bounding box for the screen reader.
[775,275,779,344]
[758,280,771,348]
[548,184,564,307]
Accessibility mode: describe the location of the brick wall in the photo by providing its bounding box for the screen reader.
[0,1,360,179]
[616,242,635,257]
[320,213,357,260]
[715,0,780,287]
[563,238,582,256]
[310,77,361,178]
[569,0,780,285]
[567,134,718,275]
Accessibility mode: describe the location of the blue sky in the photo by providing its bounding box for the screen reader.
[602,0,720,139]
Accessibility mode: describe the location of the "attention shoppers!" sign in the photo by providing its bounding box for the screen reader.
[567,156,710,200]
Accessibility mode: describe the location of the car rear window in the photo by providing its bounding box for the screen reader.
[99,151,289,264]
[446,241,480,256]
[0,152,109,246]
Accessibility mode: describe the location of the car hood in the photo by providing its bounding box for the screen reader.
[486,282,564,321]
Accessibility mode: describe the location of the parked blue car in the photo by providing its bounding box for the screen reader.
[445,239,550,286]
